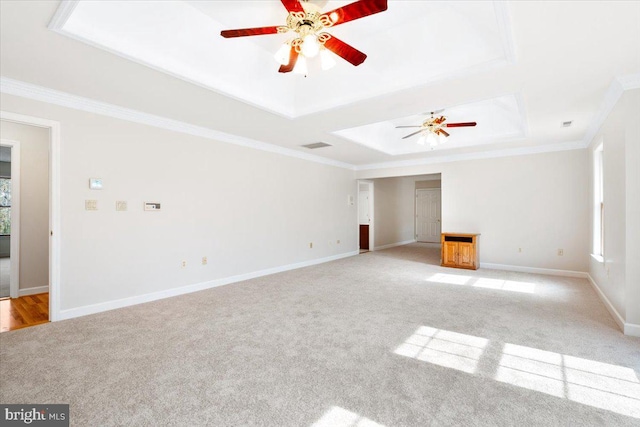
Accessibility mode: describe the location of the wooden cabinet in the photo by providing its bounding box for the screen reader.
[441,233,480,270]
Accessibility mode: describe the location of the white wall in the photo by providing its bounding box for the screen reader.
[1,94,357,313]
[373,177,415,248]
[359,150,590,272]
[588,88,640,328]
[0,120,49,290]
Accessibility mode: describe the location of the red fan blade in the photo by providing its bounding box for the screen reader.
[281,0,304,13]
[323,0,388,26]
[279,48,299,73]
[221,27,281,38]
[438,129,450,137]
[444,122,477,128]
[402,130,424,140]
[322,35,367,66]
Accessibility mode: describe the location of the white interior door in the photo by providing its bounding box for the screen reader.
[358,190,370,225]
[416,189,441,242]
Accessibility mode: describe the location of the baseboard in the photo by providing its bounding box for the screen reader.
[58,250,358,321]
[586,274,640,337]
[586,274,625,332]
[18,286,49,297]
[624,323,640,337]
[480,263,588,278]
[373,239,417,251]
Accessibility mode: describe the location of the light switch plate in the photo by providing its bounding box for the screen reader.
[89,178,103,190]
[85,200,98,211]
[116,201,127,211]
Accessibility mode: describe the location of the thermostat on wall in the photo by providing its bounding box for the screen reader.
[144,202,161,211]
[89,178,103,190]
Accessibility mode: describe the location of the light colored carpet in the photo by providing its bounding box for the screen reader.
[1,243,639,426]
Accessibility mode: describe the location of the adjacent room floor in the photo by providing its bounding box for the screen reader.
[0,244,638,426]
[0,293,49,332]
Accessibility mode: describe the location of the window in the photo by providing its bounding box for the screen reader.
[593,143,604,258]
[0,178,10,236]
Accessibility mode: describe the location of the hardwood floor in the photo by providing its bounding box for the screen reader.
[0,293,49,332]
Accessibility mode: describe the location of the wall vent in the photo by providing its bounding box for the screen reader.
[561,120,573,127]
[301,142,332,149]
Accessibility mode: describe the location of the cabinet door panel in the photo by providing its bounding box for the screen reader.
[458,242,475,268]
[443,242,458,266]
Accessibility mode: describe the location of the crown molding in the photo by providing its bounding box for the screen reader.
[0,77,355,170]
[47,0,78,30]
[354,140,584,171]
[582,73,640,149]
[617,73,640,90]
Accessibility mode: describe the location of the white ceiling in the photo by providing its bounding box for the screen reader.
[1,1,639,167]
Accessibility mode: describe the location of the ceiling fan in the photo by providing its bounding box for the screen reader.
[220,0,388,74]
[396,111,477,147]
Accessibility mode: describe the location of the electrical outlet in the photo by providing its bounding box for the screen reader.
[309,242,313,249]
[85,200,98,211]
[181,261,187,268]
[116,201,127,211]
[557,249,564,256]
[202,257,207,265]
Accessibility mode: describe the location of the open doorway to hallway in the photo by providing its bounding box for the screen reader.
[357,181,374,253]
[0,119,51,332]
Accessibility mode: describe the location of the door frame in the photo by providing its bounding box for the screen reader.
[357,180,374,251]
[415,187,442,243]
[1,111,61,321]
[0,139,21,298]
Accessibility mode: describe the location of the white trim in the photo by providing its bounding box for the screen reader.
[47,0,79,30]
[494,1,517,65]
[582,73,640,149]
[624,323,640,338]
[18,286,49,297]
[355,140,585,171]
[590,254,604,263]
[617,73,640,90]
[0,139,20,299]
[582,79,624,148]
[480,262,588,278]
[0,77,355,171]
[58,250,358,321]
[374,239,417,251]
[0,111,61,322]
[587,274,625,332]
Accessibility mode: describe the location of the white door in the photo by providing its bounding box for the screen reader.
[358,190,370,225]
[416,189,441,242]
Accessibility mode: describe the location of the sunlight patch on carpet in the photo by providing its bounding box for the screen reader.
[394,326,488,374]
[495,343,640,418]
[426,273,535,293]
[311,406,385,427]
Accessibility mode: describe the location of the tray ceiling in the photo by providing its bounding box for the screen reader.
[53,0,515,118]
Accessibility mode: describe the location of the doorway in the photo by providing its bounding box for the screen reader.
[415,188,441,243]
[0,142,19,300]
[0,111,60,330]
[357,180,374,252]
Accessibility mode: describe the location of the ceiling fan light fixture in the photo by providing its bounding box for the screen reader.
[320,48,336,70]
[301,34,320,58]
[427,133,438,147]
[274,42,291,65]
[293,55,308,75]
